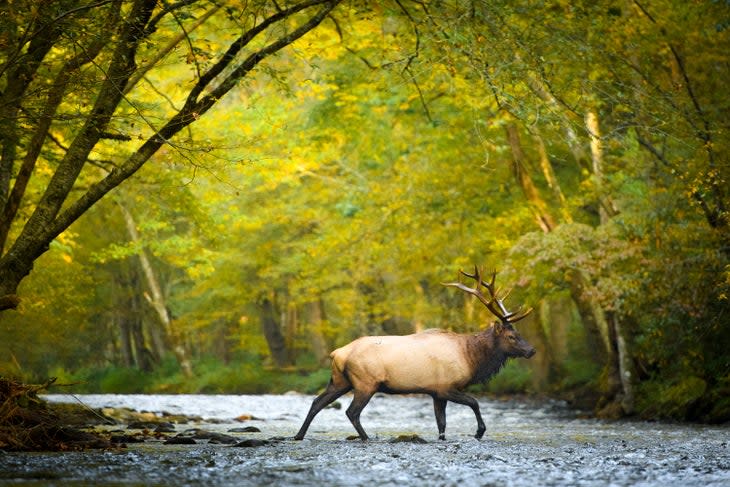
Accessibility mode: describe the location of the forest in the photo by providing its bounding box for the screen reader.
[0,0,728,423]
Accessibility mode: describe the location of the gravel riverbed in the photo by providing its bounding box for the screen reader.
[0,394,727,486]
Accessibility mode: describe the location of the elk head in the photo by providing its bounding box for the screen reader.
[443,266,536,358]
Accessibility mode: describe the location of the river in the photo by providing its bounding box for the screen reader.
[0,394,728,486]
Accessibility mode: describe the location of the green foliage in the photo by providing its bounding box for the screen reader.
[96,368,155,394]
[52,356,331,395]
[559,357,601,392]
[636,377,708,421]
[485,361,534,395]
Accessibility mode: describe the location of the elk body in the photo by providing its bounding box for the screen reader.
[294,268,536,441]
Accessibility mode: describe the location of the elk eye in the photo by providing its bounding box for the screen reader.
[508,335,517,341]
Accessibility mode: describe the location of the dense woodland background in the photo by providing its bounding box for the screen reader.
[0,0,728,422]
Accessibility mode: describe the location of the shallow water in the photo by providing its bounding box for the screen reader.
[0,394,728,486]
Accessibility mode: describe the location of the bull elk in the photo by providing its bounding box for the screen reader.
[294,267,536,441]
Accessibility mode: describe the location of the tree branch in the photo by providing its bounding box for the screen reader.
[4,0,158,262]
[633,0,725,225]
[49,0,341,240]
[0,1,121,252]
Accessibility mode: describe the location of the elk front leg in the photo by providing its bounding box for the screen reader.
[345,389,374,440]
[433,397,447,440]
[444,391,486,439]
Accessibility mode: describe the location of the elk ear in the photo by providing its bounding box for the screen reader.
[493,321,504,335]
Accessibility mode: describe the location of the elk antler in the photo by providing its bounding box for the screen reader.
[443,266,533,324]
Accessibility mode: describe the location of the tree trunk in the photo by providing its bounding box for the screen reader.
[522,309,553,390]
[505,123,557,232]
[260,296,293,368]
[585,110,619,220]
[533,132,572,223]
[128,273,156,372]
[585,109,634,414]
[568,269,619,386]
[523,65,590,170]
[117,314,134,368]
[613,314,635,414]
[212,319,234,366]
[285,301,298,359]
[544,295,573,367]
[131,317,155,372]
[305,300,330,366]
[118,201,193,378]
[538,298,569,383]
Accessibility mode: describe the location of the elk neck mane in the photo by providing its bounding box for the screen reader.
[465,324,510,385]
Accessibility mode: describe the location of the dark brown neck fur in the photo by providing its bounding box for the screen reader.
[464,325,509,385]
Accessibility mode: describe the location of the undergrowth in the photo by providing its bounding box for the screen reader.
[36,357,334,395]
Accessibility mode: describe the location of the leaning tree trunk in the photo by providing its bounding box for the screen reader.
[613,313,635,414]
[127,269,157,371]
[118,202,193,378]
[505,123,557,233]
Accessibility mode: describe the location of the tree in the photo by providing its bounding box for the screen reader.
[0,0,341,313]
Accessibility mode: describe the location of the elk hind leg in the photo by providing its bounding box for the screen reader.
[294,378,351,440]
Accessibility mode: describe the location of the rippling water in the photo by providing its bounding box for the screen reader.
[0,394,727,486]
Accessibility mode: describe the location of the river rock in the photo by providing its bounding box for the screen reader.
[206,433,238,444]
[179,429,238,444]
[389,434,427,444]
[127,421,162,430]
[228,426,261,433]
[234,414,261,421]
[154,422,176,433]
[164,436,196,445]
[233,439,269,448]
[110,434,145,444]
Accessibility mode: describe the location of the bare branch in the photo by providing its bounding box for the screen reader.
[403,66,432,123]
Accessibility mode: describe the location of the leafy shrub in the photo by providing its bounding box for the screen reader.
[486,361,533,394]
[636,376,708,420]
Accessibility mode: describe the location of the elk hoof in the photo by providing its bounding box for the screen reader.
[438,434,446,441]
